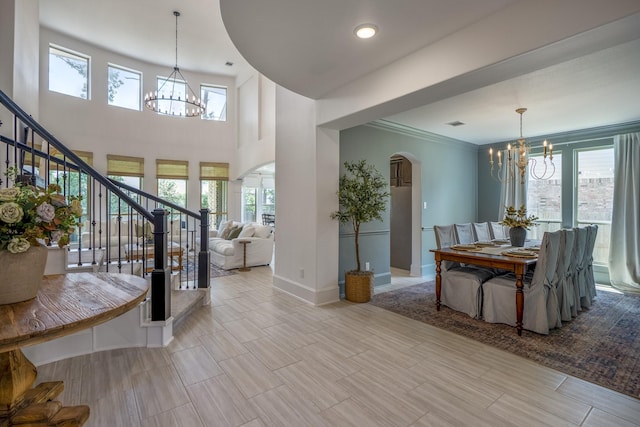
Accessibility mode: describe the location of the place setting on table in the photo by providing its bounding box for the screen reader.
[450,239,540,259]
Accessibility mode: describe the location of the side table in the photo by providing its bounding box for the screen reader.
[238,240,251,271]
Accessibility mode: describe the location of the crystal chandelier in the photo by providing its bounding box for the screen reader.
[489,108,555,184]
[144,11,205,117]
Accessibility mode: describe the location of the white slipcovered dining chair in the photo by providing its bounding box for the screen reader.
[555,228,576,321]
[473,222,492,242]
[490,221,508,240]
[454,223,475,244]
[587,225,598,300]
[434,225,494,319]
[580,225,598,308]
[434,224,460,270]
[572,227,588,313]
[482,230,562,334]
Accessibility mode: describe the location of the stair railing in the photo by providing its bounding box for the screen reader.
[109,178,210,290]
[0,90,209,321]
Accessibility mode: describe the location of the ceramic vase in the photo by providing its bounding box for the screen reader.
[0,245,48,305]
[509,226,527,247]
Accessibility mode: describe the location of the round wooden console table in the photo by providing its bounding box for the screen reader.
[0,272,149,426]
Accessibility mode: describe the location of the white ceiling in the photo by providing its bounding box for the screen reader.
[39,0,640,145]
[38,0,254,79]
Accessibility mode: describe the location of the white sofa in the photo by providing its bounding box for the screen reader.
[208,221,274,270]
[80,217,187,260]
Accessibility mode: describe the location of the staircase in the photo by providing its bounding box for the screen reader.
[0,90,211,324]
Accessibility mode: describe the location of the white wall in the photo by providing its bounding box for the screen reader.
[235,73,276,179]
[0,0,40,130]
[13,0,40,117]
[0,2,14,102]
[38,28,238,214]
[272,86,339,304]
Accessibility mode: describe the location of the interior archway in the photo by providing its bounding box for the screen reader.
[390,152,422,277]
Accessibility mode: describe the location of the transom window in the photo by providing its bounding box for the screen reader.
[201,85,227,121]
[49,45,90,99]
[108,64,141,111]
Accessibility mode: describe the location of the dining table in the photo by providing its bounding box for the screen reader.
[430,241,539,336]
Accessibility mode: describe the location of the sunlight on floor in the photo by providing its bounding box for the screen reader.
[374,267,430,295]
[596,284,623,294]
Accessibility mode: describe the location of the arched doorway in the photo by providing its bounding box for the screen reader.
[390,153,422,276]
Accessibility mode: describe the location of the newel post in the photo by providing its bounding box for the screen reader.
[198,208,210,288]
[151,208,171,321]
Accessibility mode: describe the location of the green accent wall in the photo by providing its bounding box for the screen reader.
[339,121,480,286]
[341,119,640,289]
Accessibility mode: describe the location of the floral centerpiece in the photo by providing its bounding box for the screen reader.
[499,205,538,247]
[0,169,82,254]
[499,205,538,230]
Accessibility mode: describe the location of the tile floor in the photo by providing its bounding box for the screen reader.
[36,266,640,426]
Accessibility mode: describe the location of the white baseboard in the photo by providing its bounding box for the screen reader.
[272,275,339,305]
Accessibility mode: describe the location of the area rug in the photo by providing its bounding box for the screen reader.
[181,258,236,282]
[370,281,640,399]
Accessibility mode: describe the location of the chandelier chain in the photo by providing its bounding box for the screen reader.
[174,11,179,69]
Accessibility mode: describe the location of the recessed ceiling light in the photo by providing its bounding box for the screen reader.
[354,24,377,39]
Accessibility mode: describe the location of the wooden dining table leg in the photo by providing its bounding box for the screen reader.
[435,256,442,311]
[514,265,525,336]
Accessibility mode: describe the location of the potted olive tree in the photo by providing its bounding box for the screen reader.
[331,159,389,302]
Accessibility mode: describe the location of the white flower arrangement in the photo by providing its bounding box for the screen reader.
[0,169,82,253]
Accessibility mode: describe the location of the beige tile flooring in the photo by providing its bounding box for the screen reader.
[36,267,640,426]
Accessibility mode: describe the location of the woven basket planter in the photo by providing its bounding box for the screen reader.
[344,271,374,303]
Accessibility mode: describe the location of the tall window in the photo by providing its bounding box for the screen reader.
[201,85,227,121]
[157,159,188,208]
[107,155,145,216]
[242,187,257,223]
[261,177,275,215]
[49,150,93,240]
[576,147,614,265]
[156,77,187,116]
[200,162,229,229]
[49,45,90,99]
[108,64,141,110]
[262,188,275,215]
[242,174,275,223]
[527,153,562,239]
[525,144,615,269]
